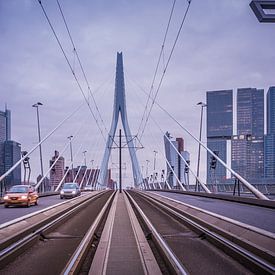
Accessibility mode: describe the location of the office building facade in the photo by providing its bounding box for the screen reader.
[232,88,264,180]
[0,107,11,142]
[164,132,190,188]
[0,107,21,192]
[3,140,21,189]
[206,90,233,184]
[265,87,275,178]
[49,150,65,190]
[0,107,11,177]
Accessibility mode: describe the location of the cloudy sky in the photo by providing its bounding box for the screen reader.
[0,0,274,186]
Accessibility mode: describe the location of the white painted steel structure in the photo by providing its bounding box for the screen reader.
[98,52,142,187]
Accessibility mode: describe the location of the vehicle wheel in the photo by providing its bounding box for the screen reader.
[4,204,9,208]
[60,196,63,199]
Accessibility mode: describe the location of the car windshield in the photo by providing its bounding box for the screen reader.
[8,186,28,193]
[63,183,77,189]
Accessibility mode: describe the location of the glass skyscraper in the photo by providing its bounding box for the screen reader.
[206,90,233,184]
[264,87,275,178]
[232,88,264,180]
[4,140,21,189]
[0,106,21,193]
[0,107,11,142]
[0,107,11,179]
[237,88,264,136]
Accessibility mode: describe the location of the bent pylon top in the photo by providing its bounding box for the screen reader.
[98,52,142,187]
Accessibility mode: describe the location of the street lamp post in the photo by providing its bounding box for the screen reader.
[146,160,150,178]
[90,159,94,186]
[153,150,158,189]
[32,102,44,192]
[196,102,207,191]
[68,135,74,180]
[83,150,87,167]
[83,150,87,185]
[153,150,158,171]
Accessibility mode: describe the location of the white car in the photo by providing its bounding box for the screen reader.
[60,182,81,199]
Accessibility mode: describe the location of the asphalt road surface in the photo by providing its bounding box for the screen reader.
[151,191,275,233]
[0,195,64,225]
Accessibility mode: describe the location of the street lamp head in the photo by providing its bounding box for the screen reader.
[32,102,43,108]
[197,102,207,107]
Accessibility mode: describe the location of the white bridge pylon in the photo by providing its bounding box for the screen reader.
[98,52,143,187]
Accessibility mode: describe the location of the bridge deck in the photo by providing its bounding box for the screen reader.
[151,191,275,233]
[89,192,159,275]
[106,193,144,274]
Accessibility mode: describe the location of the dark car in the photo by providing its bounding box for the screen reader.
[60,182,81,199]
[4,185,38,208]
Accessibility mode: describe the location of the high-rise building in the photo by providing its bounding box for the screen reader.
[232,88,264,180]
[164,132,190,188]
[3,140,21,189]
[264,87,275,178]
[0,106,21,192]
[0,106,11,142]
[0,107,11,178]
[49,150,65,190]
[237,88,264,136]
[206,90,233,184]
[267,87,275,134]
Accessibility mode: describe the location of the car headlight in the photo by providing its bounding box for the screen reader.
[72,190,76,194]
[4,195,9,200]
[21,195,28,199]
[60,190,64,194]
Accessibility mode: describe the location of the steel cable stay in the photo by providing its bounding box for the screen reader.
[35,76,111,191]
[70,123,102,186]
[82,133,103,189]
[72,128,103,189]
[0,102,84,184]
[127,76,179,191]
[81,83,113,190]
[37,0,107,142]
[151,115,211,193]
[139,0,192,141]
[146,123,183,190]
[137,0,177,138]
[56,0,109,136]
[35,115,89,190]
[129,73,210,192]
[128,77,269,200]
[55,124,93,191]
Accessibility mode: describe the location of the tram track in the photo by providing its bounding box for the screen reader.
[0,190,114,274]
[126,190,275,275]
[1,189,274,274]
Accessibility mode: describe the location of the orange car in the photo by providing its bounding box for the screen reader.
[3,185,39,208]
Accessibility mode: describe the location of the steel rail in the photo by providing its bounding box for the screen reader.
[62,191,116,275]
[126,191,188,275]
[135,191,275,274]
[0,191,108,266]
